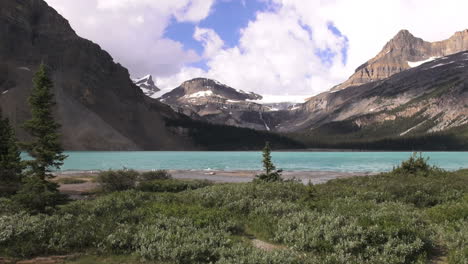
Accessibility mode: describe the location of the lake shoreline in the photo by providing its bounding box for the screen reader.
[55,169,378,186]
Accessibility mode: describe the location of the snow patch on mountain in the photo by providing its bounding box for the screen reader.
[186,90,214,98]
[132,75,160,97]
[407,57,439,68]
[431,61,455,68]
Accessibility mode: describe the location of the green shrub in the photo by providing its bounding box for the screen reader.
[96,170,139,192]
[13,177,68,214]
[144,202,240,232]
[393,152,436,176]
[139,170,172,182]
[134,217,232,263]
[432,220,468,264]
[186,182,306,211]
[57,178,87,185]
[1,169,467,263]
[426,195,468,223]
[137,179,212,193]
[0,198,15,215]
[274,199,433,263]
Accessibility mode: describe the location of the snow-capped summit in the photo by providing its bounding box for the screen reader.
[161,78,262,104]
[133,75,160,98]
[159,78,275,130]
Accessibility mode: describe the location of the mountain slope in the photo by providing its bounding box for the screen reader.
[282,50,468,149]
[0,0,302,150]
[332,29,468,91]
[159,78,277,130]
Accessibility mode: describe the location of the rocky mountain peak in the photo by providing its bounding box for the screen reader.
[384,29,424,48]
[171,78,262,101]
[393,29,414,39]
[133,75,160,98]
[332,28,468,91]
[158,78,272,130]
[453,29,468,36]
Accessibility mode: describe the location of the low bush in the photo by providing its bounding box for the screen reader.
[1,157,467,264]
[393,152,438,176]
[57,178,87,185]
[137,179,212,193]
[13,177,68,214]
[96,170,139,192]
[139,170,172,182]
[274,199,433,263]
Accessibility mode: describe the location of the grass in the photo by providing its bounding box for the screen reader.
[1,156,467,264]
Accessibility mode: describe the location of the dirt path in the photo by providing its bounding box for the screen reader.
[0,255,78,264]
[251,239,285,251]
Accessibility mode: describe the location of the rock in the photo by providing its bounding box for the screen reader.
[159,78,274,130]
[332,29,468,91]
[274,50,468,140]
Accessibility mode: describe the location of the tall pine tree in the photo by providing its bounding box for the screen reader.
[22,63,67,179]
[14,64,67,212]
[0,109,23,196]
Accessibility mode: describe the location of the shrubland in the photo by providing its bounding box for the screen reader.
[0,155,467,264]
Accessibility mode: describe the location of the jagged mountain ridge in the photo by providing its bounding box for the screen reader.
[133,75,160,98]
[332,29,468,91]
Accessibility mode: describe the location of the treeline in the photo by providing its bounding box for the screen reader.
[291,118,468,151]
[165,117,305,150]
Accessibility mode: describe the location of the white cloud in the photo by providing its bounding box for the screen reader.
[95,0,214,22]
[44,0,215,77]
[158,3,348,100]
[193,27,224,58]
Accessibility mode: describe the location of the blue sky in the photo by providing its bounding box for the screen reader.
[165,0,348,71]
[165,0,272,70]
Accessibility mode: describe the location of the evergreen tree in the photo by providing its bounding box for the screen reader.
[255,142,283,182]
[22,64,67,179]
[14,64,67,212]
[262,142,276,175]
[0,109,23,196]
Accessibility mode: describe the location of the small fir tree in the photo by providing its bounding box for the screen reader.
[14,64,67,212]
[255,142,283,182]
[0,109,24,196]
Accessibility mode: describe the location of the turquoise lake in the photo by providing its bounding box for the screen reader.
[31,151,468,172]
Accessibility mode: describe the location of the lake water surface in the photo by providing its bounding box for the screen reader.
[32,151,468,172]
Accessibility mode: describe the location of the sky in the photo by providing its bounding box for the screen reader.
[45,0,468,102]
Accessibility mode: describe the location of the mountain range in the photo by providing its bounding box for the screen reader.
[139,28,468,150]
[1,0,467,150]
